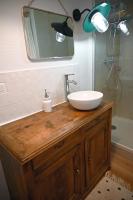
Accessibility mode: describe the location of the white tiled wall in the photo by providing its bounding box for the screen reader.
[0,65,79,124]
[116,19,133,119]
[95,18,133,119]
[119,20,133,80]
[0,0,94,125]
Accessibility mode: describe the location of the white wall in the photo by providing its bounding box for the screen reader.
[0,0,94,125]
[0,0,94,199]
[94,32,107,91]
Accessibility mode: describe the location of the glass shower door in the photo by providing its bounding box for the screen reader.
[94,4,133,150]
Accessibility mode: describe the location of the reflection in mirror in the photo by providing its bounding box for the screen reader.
[22,7,74,61]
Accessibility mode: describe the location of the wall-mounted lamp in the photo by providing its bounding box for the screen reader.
[73,2,111,33]
[117,20,130,35]
[51,17,73,42]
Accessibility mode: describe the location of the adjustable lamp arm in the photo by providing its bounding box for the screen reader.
[81,8,91,14]
[73,8,91,21]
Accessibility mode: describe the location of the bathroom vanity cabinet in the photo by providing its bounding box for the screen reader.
[0,102,112,200]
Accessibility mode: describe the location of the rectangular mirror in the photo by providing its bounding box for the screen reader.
[22,7,74,61]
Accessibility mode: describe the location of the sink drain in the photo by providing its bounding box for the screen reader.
[112,125,117,130]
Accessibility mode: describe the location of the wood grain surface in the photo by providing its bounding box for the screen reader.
[0,102,113,164]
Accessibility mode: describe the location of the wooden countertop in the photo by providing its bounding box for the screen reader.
[0,102,113,164]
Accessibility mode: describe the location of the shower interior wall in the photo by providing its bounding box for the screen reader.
[95,14,133,120]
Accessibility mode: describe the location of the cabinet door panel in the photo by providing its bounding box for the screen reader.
[33,145,82,200]
[85,119,110,187]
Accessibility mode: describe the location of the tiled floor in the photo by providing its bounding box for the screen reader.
[85,176,133,200]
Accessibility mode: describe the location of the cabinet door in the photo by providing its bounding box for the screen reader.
[85,118,110,188]
[32,145,82,200]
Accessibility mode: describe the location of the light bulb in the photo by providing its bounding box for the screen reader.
[117,21,129,35]
[91,12,109,33]
[56,32,65,42]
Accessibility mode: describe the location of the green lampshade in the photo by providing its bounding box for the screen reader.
[83,2,111,32]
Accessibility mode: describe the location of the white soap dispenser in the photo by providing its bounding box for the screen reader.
[42,89,52,112]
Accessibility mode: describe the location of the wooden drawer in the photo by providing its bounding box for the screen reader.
[31,128,83,172]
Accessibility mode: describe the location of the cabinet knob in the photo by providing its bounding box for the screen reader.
[75,169,80,174]
[88,157,92,162]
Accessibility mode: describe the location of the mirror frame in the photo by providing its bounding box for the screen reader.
[22,6,74,62]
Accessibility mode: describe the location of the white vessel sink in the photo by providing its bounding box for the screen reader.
[67,91,103,110]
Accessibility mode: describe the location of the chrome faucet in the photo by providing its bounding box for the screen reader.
[64,74,77,100]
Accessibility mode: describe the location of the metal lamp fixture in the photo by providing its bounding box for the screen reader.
[51,17,73,42]
[117,20,130,35]
[73,2,111,33]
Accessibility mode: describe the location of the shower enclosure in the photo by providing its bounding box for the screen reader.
[94,0,133,151]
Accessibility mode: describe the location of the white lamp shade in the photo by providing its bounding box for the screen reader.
[91,12,109,33]
[117,21,129,35]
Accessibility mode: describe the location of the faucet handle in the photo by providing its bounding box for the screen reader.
[64,74,75,79]
[65,73,75,77]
